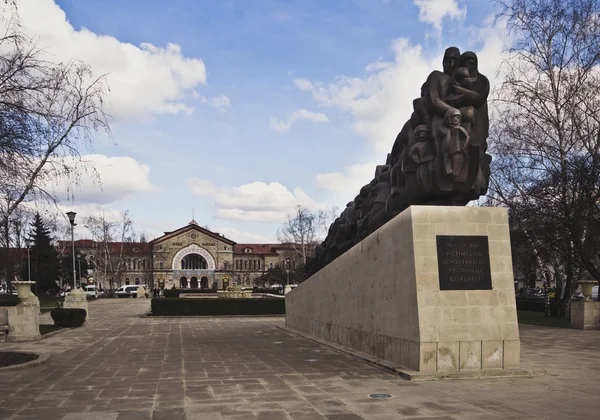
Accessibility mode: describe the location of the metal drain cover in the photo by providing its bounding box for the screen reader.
[369,393,392,399]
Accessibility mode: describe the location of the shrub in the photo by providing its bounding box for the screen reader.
[50,308,87,327]
[515,297,545,312]
[0,295,20,307]
[163,289,180,298]
[151,298,285,316]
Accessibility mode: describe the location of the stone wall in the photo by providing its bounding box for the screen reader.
[285,205,520,373]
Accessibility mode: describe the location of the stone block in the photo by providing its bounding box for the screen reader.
[437,342,459,371]
[459,341,481,370]
[570,301,600,330]
[503,339,520,368]
[7,300,41,342]
[400,339,410,368]
[482,340,503,369]
[420,342,437,372]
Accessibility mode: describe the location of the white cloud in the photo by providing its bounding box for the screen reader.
[294,78,314,91]
[43,154,160,204]
[414,0,467,35]
[2,0,208,121]
[269,108,329,132]
[315,163,377,195]
[200,94,232,111]
[187,178,323,223]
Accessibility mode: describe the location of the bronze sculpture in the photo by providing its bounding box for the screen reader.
[307,47,491,277]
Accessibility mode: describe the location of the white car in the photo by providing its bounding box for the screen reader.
[82,285,98,298]
[116,285,147,298]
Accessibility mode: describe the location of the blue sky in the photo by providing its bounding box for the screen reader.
[6,0,506,243]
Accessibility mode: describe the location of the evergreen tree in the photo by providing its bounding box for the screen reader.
[59,252,90,288]
[20,213,59,293]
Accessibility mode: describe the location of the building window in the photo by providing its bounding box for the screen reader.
[159,261,164,269]
[258,260,261,270]
[269,262,273,270]
[244,260,248,270]
[142,259,146,269]
[181,254,208,270]
[223,261,228,270]
[125,278,130,285]
[135,278,140,285]
[253,259,257,270]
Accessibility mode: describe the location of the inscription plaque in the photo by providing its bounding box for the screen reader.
[436,235,492,290]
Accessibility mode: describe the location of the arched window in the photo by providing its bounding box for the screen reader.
[244,260,248,270]
[258,259,261,270]
[125,278,130,285]
[135,278,140,285]
[253,259,257,270]
[159,261,163,269]
[269,262,273,270]
[223,261,228,270]
[181,254,208,270]
[128,259,131,270]
[142,259,146,269]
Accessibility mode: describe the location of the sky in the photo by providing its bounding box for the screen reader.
[2,0,509,244]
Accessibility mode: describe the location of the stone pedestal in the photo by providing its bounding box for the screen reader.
[63,287,89,320]
[7,296,41,342]
[571,300,600,330]
[136,286,146,298]
[13,281,35,299]
[285,205,520,374]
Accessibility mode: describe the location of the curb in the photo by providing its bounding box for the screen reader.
[278,326,546,381]
[0,351,50,372]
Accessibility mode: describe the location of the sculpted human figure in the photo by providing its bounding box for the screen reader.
[408,125,436,194]
[308,47,492,277]
[367,166,392,232]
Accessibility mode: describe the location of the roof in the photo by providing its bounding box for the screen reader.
[152,221,236,246]
[233,243,297,255]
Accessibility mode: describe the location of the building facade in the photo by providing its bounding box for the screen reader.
[58,220,302,290]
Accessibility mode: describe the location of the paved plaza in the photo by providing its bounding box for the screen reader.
[0,299,598,420]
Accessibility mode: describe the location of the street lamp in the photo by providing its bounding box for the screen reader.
[25,238,33,293]
[66,211,77,289]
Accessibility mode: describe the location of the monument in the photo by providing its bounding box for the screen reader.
[285,47,526,379]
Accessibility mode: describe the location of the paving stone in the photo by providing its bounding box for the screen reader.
[0,300,598,420]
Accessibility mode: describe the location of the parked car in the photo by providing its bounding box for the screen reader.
[116,285,148,298]
[82,285,98,298]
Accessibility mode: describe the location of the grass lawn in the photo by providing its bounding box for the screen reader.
[517,310,570,328]
[39,324,62,335]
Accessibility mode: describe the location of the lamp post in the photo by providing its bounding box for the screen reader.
[77,254,82,286]
[66,211,77,289]
[25,238,33,293]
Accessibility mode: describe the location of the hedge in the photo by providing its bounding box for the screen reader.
[515,297,560,313]
[151,298,285,316]
[50,308,87,327]
[0,295,20,307]
[163,288,218,298]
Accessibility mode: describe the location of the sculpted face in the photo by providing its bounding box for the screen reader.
[442,47,461,75]
[445,109,462,127]
[414,125,428,141]
[460,51,478,76]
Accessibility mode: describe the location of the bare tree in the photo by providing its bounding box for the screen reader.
[277,205,330,265]
[0,15,110,286]
[84,210,133,292]
[490,0,600,314]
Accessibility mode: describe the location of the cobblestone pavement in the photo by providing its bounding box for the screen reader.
[0,299,599,420]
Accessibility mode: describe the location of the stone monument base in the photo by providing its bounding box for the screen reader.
[6,297,41,342]
[286,205,523,375]
[571,300,600,329]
